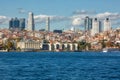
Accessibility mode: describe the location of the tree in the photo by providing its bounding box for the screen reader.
[78,41,87,51]
[16,47,21,51]
[5,40,14,51]
[100,39,106,49]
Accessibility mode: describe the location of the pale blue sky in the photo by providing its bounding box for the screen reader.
[0,0,120,30]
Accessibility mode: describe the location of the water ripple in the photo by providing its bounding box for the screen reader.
[0,52,120,80]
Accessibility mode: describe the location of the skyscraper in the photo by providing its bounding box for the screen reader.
[9,17,25,30]
[46,17,50,32]
[27,12,35,31]
[84,16,92,31]
[13,17,19,28]
[9,17,19,29]
[9,18,14,29]
[99,21,102,32]
[104,18,111,31]
[91,18,100,36]
[19,18,25,30]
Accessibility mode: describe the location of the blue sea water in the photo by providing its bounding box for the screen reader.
[0,52,120,80]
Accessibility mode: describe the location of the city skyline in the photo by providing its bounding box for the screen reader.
[0,0,120,30]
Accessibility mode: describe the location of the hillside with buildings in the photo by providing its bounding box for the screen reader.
[0,12,119,52]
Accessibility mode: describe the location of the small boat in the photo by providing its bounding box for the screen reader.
[0,50,7,52]
[74,50,82,52]
[102,48,108,53]
[102,48,120,53]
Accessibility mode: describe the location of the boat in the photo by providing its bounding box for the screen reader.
[74,50,82,52]
[102,48,108,53]
[102,48,120,53]
[0,50,7,52]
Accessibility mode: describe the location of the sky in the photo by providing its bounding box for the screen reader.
[0,0,120,30]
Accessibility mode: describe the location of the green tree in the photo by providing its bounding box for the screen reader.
[6,40,14,51]
[78,41,87,51]
[100,39,106,49]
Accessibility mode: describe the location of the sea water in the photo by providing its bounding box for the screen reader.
[0,52,120,80]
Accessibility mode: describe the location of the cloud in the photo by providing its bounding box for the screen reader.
[34,15,48,23]
[34,14,70,23]
[72,18,83,26]
[73,10,96,15]
[96,12,120,20]
[18,8,26,14]
[0,16,9,24]
[112,20,120,25]
[71,10,96,26]
[95,12,120,26]
[71,11,120,27]
[72,10,120,21]
[33,10,120,29]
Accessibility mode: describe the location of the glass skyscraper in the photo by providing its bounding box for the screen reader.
[9,17,25,30]
[84,16,92,31]
[19,18,25,30]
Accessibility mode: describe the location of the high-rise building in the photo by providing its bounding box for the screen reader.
[84,16,92,31]
[27,12,35,31]
[9,18,14,29]
[104,18,111,31]
[9,17,19,29]
[99,21,102,32]
[13,17,19,29]
[46,17,50,32]
[19,18,25,30]
[9,17,25,30]
[91,18,100,36]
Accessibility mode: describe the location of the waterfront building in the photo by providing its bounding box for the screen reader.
[17,41,78,52]
[27,12,35,31]
[49,43,78,51]
[104,18,111,31]
[17,41,42,51]
[46,17,50,32]
[91,18,100,36]
[84,16,92,31]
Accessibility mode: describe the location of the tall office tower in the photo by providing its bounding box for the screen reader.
[9,17,19,30]
[104,18,111,31]
[27,12,35,31]
[9,18,14,29]
[9,18,25,30]
[14,17,20,28]
[91,18,100,36]
[46,17,50,32]
[99,21,102,32]
[19,18,25,30]
[84,16,92,31]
